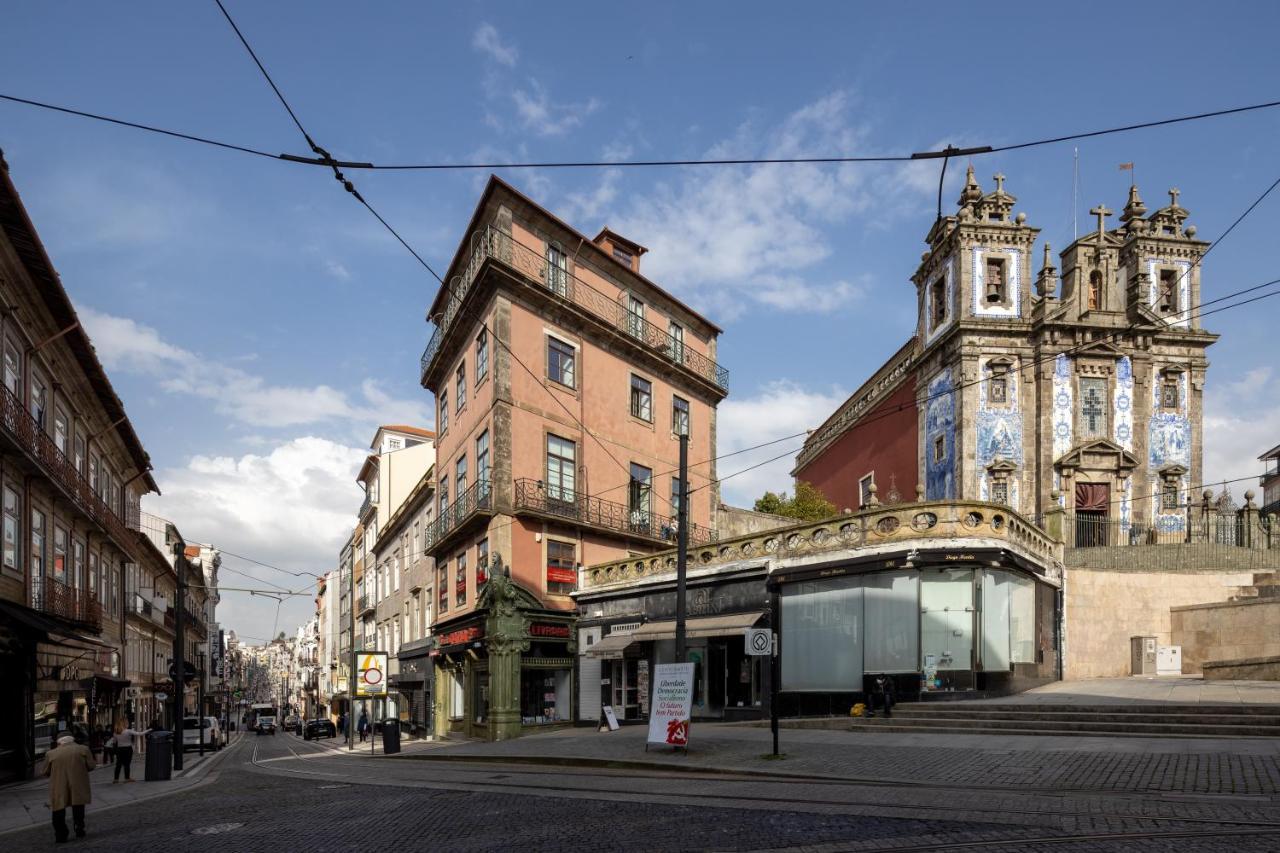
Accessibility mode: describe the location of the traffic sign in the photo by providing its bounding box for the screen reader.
[745,628,773,656]
[155,692,169,701]
[168,661,197,683]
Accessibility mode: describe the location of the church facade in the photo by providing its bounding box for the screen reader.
[796,169,1217,539]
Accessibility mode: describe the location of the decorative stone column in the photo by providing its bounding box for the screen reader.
[1238,491,1262,550]
[482,569,529,742]
[1043,490,1066,544]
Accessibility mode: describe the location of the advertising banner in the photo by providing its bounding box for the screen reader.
[646,662,694,748]
[355,651,388,697]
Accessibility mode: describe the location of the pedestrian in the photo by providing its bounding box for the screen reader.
[866,674,896,718]
[109,720,148,783]
[98,726,114,766]
[357,711,368,743]
[337,712,346,739]
[42,734,95,843]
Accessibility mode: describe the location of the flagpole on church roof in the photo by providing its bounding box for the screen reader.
[1072,147,1079,241]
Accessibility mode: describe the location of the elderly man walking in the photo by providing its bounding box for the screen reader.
[42,734,96,842]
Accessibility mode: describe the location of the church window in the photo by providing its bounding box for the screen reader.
[1087,270,1102,310]
[985,257,1006,303]
[932,434,946,463]
[1158,269,1179,314]
[930,278,946,327]
[1161,377,1180,410]
[990,479,1009,505]
[1162,481,1179,510]
[989,375,1007,405]
[1080,377,1108,438]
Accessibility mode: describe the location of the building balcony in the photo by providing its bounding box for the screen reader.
[31,575,102,632]
[512,478,715,548]
[357,490,374,522]
[424,478,495,556]
[420,226,728,392]
[357,594,375,617]
[0,386,140,561]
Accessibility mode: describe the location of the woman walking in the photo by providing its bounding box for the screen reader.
[109,720,148,783]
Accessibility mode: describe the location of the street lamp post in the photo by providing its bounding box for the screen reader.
[197,651,206,757]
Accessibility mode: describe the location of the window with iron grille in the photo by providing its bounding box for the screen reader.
[990,479,1009,505]
[1080,377,1108,438]
[627,296,645,339]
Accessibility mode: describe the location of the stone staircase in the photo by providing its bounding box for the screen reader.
[851,702,1280,738]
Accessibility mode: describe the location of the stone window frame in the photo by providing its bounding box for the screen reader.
[1087,269,1103,311]
[858,472,875,509]
[980,250,1016,309]
[1076,372,1110,440]
[932,434,946,464]
[1159,365,1185,412]
[1157,465,1188,514]
[929,275,947,330]
[986,459,1017,507]
[1155,265,1183,316]
[986,356,1015,408]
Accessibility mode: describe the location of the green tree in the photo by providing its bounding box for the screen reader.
[752,481,838,521]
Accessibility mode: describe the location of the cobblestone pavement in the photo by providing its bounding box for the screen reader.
[4,730,1280,851]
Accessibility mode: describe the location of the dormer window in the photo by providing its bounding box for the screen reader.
[985,257,1006,303]
[613,246,633,266]
[930,277,946,327]
[1158,269,1179,314]
[1087,270,1102,310]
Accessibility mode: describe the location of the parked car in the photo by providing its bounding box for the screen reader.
[283,715,302,733]
[181,716,225,752]
[304,719,336,740]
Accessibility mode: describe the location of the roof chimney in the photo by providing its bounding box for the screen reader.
[593,227,648,274]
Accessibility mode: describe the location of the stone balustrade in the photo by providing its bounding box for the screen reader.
[581,499,1064,591]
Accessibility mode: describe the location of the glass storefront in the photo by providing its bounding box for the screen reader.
[519,668,570,724]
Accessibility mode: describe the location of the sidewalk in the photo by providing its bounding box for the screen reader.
[0,733,239,835]
[301,732,448,758]
[397,721,1280,795]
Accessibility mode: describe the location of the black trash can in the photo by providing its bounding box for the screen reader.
[144,731,172,781]
[381,719,400,754]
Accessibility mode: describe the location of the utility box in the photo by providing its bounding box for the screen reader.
[1157,645,1183,675]
[1130,636,1158,676]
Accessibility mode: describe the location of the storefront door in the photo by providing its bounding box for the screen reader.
[609,660,640,719]
[920,568,975,691]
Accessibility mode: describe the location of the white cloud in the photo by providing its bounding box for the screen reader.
[472,23,518,67]
[323,259,351,280]
[712,380,850,507]
[1203,366,1280,503]
[511,81,601,137]
[79,307,431,430]
[147,436,369,640]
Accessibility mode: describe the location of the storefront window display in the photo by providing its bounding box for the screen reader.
[520,668,570,724]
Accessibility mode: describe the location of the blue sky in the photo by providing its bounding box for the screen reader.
[3,1,1277,640]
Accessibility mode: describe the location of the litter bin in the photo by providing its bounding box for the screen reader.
[381,718,400,754]
[144,730,172,781]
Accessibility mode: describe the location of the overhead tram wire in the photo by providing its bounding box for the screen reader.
[3,89,1279,171]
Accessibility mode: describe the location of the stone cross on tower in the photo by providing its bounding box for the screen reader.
[993,173,1006,194]
[1168,187,1181,208]
[1090,203,1113,241]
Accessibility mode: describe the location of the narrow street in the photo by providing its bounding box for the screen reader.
[9,730,1280,852]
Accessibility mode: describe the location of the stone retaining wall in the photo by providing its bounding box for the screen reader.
[1171,598,1280,675]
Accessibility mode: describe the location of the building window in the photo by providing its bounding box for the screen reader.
[672,395,689,436]
[931,277,946,327]
[73,436,85,477]
[547,540,576,595]
[476,538,489,588]
[53,409,69,455]
[476,431,490,498]
[630,375,652,421]
[1158,268,1179,314]
[546,435,576,503]
[1161,376,1180,410]
[990,479,1009,505]
[73,539,85,593]
[668,322,685,362]
[1162,480,1179,510]
[1080,377,1108,438]
[437,567,447,613]
[456,362,466,411]
[439,479,449,523]
[31,508,45,579]
[439,390,448,433]
[985,257,1006,304]
[455,551,468,606]
[989,375,1008,405]
[54,526,67,584]
[475,330,488,383]
[455,455,468,502]
[2,485,17,571]
[613,246,633,267]
[670,476,684,519]
[932,434,945,464]
[30,375,47,428]
[1087,270,1102,310]
[627,296,645,339]
[387,437,402,450]
[546,242,568,296]
[547,337,575,388]
[629,463,652,530]
[2,342,19,399]
[88,551,99,602]
[859,473,875,508]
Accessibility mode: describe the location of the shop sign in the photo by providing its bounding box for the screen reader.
[745,628,773,656]
[529,623,570,639]
[546,566,577,585]
[437,626,483,647]
[356,652,388,697]
[646,662,694,749]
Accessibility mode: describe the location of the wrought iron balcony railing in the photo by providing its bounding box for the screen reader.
[421,226,728,391]
[0,386,140,560]
[31,575,102,632]
[513,478,714,547]
[424,478,493,553]
[357,594,374,616]
[357,491,374,521]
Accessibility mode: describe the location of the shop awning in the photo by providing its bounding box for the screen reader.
[630,612,764,641]
[584,633,636,659]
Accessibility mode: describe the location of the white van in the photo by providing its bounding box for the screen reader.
[181,716,225,751]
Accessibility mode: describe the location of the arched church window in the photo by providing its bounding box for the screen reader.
[1087,270,1102,310]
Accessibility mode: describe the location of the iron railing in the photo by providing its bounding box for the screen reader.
[424,478,493,552]
[358,491,374,520]
[421,226,729,390]
[1060,512,1279,570]
[513,478,714,546]
[0,386,140,560]
[31,575,102,631]
[356,594,374,616]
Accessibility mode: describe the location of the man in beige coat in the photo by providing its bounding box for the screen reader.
[42,734,95,842]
